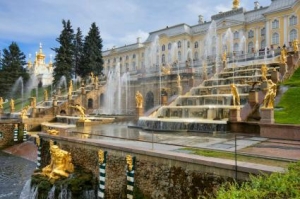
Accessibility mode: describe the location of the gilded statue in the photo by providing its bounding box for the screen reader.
[68,80,73,96]
[47,129,59,135]
[233,0,239,9]
[261,64,268,81]
[42,140,74,181]
[98,150,105,164]
[177,74,181,87]
[90,72,95,84]
[293,39,299,52]
[10,99,15,111]
[36,136,40,147]
[20,105,30,118]
[69,104,86,119]
[126,155,133,171]
[230,84,240,106]
[0,97,3,108]
[31,97,36,108]
[263,80,277,108]
[279,48,287,64]
[135,91,143,108]
[222,51,227,62]
[162,65,171,75]
[44,89,48,101]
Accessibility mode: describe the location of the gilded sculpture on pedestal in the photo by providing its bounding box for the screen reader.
[42,140,74,181]
[222,51,227,63]
[0,97,3,109]
[293,39,299,52]
[20,105,30,118]
[90,72,95,84]
[233,0,239,9]
[230,84,240,106]
[135,91,143,108]
[261,64,268,81]
[263,80,277,108]
[69,104,86,120]
[98,150,105,164]
[126,155,133,171]
[10,99,14,111]
[68,80,73,96]
[177,74,181,87]
[162,65,171,75]
[279,48,287,64]
[44,89,48,101]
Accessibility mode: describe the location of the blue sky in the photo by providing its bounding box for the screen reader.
[0,0,270,62]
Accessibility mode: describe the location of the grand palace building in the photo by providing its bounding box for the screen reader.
[102,0,300,76]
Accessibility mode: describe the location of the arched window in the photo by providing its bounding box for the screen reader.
[132,62,136,71]
[113,58,116,63]
[162,54,165,63]
[234,31,239,39]
[162,44,165,51]
[187,41,190,48]
[178,41,181,48]
[289,29,297,41]
[234,43,239,52]
[248,30,254,38]
[261,27,266,36]
[248,42,254,53]
[194,42,199,48]
[168,43,172,50]
[178,51,182,61]
[289,15,297,26]
[132,54,136,59]
[119,57,122,61]
[272,19,279,29]
[261,39,266,49]
[272,33,279,44]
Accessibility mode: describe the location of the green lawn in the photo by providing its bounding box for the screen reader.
[275,67,300,124]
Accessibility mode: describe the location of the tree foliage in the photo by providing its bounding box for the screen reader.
[0,42,29,98]
[78,22,103,78]
[52,19,74,88]
[73,27,84,79]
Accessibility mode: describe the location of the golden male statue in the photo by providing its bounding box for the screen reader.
[135,91,143,108]
[230,84,240,106]
[263,80,277,108]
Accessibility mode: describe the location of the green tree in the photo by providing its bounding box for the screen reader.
[0,42,29,98]
[74,27,84,79]
[79,22,103,78]
[52,19,74,88]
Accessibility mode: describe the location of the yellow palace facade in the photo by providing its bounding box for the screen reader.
[102,0,300,75]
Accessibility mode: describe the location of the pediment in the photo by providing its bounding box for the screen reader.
[216,19,244,29]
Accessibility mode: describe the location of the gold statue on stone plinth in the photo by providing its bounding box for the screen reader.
[69,104,88,121]
[68,80,73,96]
[47,129,59,135]
[90,72,95,84]
[30,97,36,108]
[279,48,287,64]
[41,140,74,182]
[161,65,171,75]
[177,74,181,87]
[262,80,277,108]
[233,0,239,9]
[126,155,133,171]
[135,91,143,108]
[222,51,227,63]
[293,39,299,52]
[20,105,30,119]
[0,97,3,109]
[230,84,240,106]
[10,99,15,112]
[44,89,48,101]
[261,64,268,81]
[98,150,104,164]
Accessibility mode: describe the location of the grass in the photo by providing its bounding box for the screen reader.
[182,147,290,168]
[275,66,300,124]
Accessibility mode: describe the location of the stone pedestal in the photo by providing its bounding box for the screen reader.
[10,108,15,114]
[136,107,144,117]
[229,108,241,122]
[260,108,274,124]
[177,86,182,95]
[76,119,92,127]
[271,70,280,83]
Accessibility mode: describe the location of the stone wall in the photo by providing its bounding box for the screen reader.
[39,134,281,199]
[260,123,300,140]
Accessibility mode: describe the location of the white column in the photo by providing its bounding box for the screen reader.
[265,20,270,47]
[283,15,288,45]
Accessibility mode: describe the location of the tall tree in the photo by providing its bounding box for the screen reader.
[73,27,84,78]
[52,19,74,88]
[0,42,29,98]
[79,22,103,78]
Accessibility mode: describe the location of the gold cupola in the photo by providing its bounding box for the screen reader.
[233,0,240,9]
[36,43,45,63]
